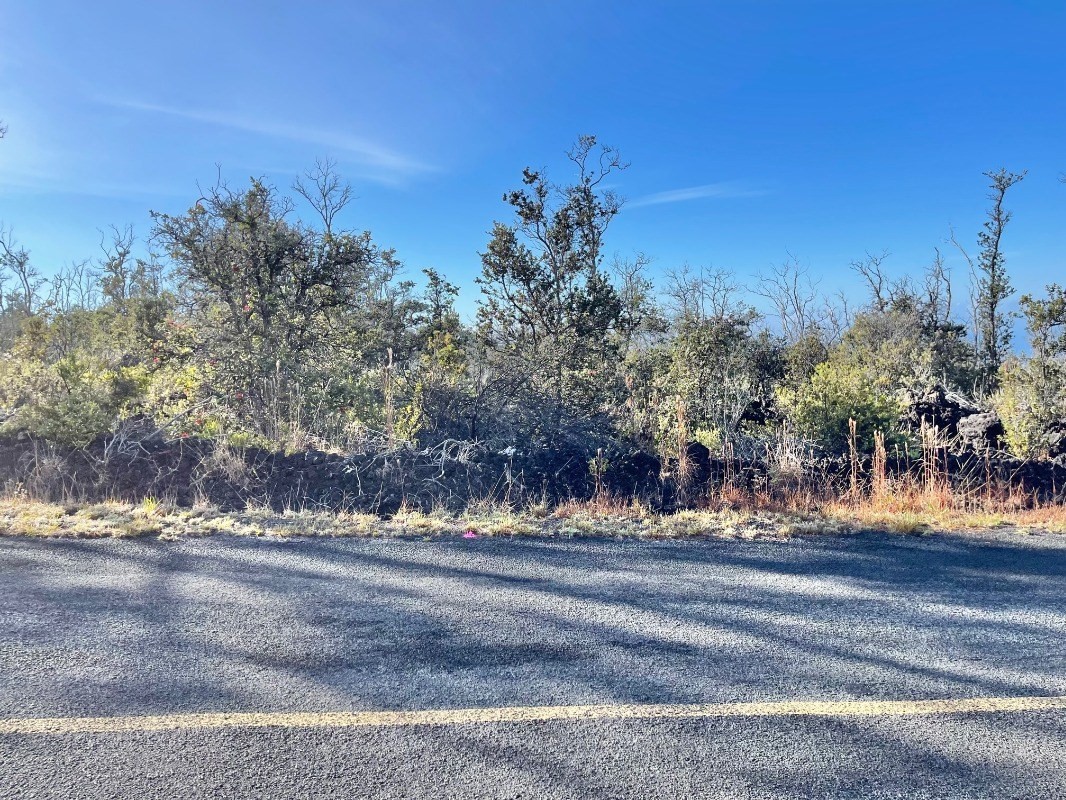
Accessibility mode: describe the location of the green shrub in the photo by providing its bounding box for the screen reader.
[992,357,1066,458]
[780,359,903,454]
[0,353,149,447]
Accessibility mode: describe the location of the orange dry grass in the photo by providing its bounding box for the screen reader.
[551,470,1066,537]
[809,477,1066,533]
[685,469,1066,534]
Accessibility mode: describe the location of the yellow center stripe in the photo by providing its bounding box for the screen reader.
[2,695,1064,736]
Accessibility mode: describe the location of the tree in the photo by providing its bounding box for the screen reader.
[845,249,976,391]
[1021,285,1066,367]
[0,226,43,315]
[754,255,833,386]
[0,218,162,447]
[754,254,824,346]
[652,266,783,454]
[780,359,903,455]
[420,268,461,337]
[850,251,893,313]
[151,173,408,446]
[476,135,632,444]
[294,157,352,237]
[953,168,1026,388]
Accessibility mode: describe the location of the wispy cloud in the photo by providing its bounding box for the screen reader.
[628,181,766,208]
[102,99,433,182]
[0,112,169,199]
[0,171,182,200]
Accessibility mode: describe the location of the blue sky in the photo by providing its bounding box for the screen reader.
[1,0,1064,319]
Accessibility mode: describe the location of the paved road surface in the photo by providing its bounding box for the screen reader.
[1,530,1065,798]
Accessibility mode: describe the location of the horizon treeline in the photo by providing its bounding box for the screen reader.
[1,133,1065,481]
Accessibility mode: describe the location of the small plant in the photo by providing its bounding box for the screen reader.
[527,498,551,519]
[589,449,609,498]
[140,496,160,517]
[117,517,163,538]
[871,429,888,500]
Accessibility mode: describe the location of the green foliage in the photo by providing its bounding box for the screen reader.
[653,313,783,456]
[1020,284,1066,363]
[992,359,1051,458]
[835,307,976,394]
[405,330,470,442]
[845,250,981,394]
[0,352,148,446]
[0,148,1056,497]
[993,285,1066,458]
[149,173,427,448]
[972,169,1026,385]
[476,136,633,445]
[779,359,903,454]
[692,427,722,451]
[783,331,830,389]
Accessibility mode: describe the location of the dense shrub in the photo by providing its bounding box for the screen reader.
[778,360,903,455]
[993,285,1066,458]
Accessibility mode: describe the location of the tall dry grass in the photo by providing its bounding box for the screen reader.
[695,420,1066,533]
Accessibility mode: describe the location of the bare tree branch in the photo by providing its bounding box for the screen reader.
[752,254,825,344]
[294,158,353,236]
[0,225,42,313]
[849,250,891,312]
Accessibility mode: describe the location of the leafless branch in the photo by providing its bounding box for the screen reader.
[294,157,353,236]
[752,254,825,344]
[849,250,891,312]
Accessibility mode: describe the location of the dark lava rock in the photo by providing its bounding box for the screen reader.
[902,385,980,434]
[1041,421,1066,460]
[605,449,662,496]
[957,412,1006,452]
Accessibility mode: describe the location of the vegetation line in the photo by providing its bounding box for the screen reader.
[1,132,1064,518]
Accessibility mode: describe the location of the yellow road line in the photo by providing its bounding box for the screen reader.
[2,695,1065,736]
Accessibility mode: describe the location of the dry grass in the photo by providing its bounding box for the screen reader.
[1,480,1064,542]
[819,479,1066,534]
[0,497,381,541]
[0,494,821,541]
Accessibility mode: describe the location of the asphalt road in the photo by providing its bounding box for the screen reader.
[1,529,1065,798]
